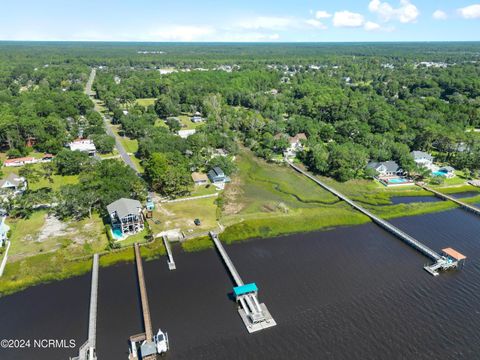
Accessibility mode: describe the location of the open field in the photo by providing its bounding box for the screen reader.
[135,98,156,107]
[0,212,110,295]
[7,212,108,262]
[148,196,219,237]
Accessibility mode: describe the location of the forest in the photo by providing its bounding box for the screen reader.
[1,42,480,200]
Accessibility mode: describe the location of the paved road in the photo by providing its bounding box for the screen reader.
[86,68,139,175]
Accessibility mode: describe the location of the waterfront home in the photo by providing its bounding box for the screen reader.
[367,161,403,177]
[411,151,434,169]
[283,133,307,158]
[107,198,144,239]
[0,216,9,247]
[208,167,230,184]
[0,174,27,197]
[68,139,96,156]
[436,166,456,179]
[191,172,209,186]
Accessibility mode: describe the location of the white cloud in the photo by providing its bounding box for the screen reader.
[368,0,419,23]
[333,11,365,28]
[237,16,294,30]
[432,10,448,20]
[458,4,480,19]
[305,19,327,29]
[315,10,332,19]
[364,21,382,31]
[148,25,215,41]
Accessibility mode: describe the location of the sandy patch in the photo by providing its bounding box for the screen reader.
[37,215,70,242]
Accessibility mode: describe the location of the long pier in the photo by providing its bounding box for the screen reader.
[288,162,463,275]
[162,236,176,270]
[129,243,169,360]
[418,183,480,216]
[71,254,99,360]
[135,243,153,343]
[210,232,244,286]
[210,232,276,333]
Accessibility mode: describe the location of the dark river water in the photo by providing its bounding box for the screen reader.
[391,196,440,204]
[1,208,480,360]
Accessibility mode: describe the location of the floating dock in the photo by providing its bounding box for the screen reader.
[418,183,480,216]
[129,244,169,360]
[210,232,276,333]
[162,235,176,270]
[71,254,99,360]
[288,162,466,276]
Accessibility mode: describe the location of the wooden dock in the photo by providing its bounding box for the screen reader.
[71,254,99,360]
[418,183,480,216]
[162,236,176,270]
[210,232,244,286]
[134,243,153,342]
[287,162,463,275]
[210,232,276,333]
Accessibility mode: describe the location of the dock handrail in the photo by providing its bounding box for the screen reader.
[287,162,442,261]
[210,232,244,286]
[134,243,153,341]
[418,183,480,215]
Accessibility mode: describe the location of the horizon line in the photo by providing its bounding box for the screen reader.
[1,40,480,44]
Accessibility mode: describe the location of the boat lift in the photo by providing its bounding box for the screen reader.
[210,232,277,333]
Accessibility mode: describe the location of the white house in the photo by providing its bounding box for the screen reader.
[178,129,196,139]
[367,161,403,177]
[411,151,434,169]
[3,156,36,167]
[0,216,9,247]
[0,174,27,197]
[282,133,307,158]
[191,112,204,123]
[69,139,96,156]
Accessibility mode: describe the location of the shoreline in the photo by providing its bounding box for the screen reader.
[2,190,479,297]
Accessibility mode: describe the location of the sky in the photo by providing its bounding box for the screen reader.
[0,0,479,42]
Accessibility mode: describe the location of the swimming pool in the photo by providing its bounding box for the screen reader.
[112,228,124,240]
[388,178,409,184]
[432,171,446,177]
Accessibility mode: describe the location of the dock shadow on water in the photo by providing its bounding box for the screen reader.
[1,207,480,359]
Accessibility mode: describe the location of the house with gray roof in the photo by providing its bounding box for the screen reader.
[107,198,144,238]
[0,173,27,198]
[367,161,403,177]
[411,151,434,169]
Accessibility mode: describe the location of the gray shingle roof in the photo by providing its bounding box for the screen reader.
[0,173,24,188]
[107,198,142,219]
[367,161,402,173]
[411,151,433,161]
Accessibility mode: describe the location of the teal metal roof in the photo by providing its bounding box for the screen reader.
[233,283,258,297]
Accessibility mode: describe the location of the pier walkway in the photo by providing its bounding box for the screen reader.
[288,162,463,275]
[210,232,276,333]
[71,254,99,360]
[162,236,176,270]
[129,243,169,360]
[418,183,480,216]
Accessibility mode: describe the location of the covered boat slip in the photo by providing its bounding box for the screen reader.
[233,283,258,297]
[210,232,277,333]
